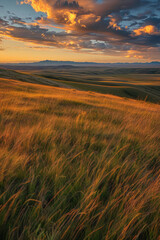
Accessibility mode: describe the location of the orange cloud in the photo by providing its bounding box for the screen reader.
[108,15,121,30]
[21,0,92,21]
[21,0,52,17]
[21,0,83,30]
[133,25,159,36]
[20,0,125,32]
[77,13,101,29]
[126,50,144,59]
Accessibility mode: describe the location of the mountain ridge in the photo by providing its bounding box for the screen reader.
[1,60,160,66]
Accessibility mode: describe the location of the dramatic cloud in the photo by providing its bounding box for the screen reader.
[21,0,140,32]
[19,0,160,41]
[0,0,160,61]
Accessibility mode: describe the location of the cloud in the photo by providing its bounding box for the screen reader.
[0,0,160,61]
[20,0,140,32]
[1,19,160,62]
[108,15,121,30]
[0,18,9,27]
[19,0,160,47]
[126,50,144,59]
[133,25,160,36]
[9,16,26,26]
[0,17,123,53]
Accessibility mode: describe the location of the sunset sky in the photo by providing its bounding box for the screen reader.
[0,0,160,63]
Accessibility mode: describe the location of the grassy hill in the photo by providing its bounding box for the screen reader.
[34,67,160,103]
[0,68,72,89]
[1,67,160,103]
[0,77,160,239]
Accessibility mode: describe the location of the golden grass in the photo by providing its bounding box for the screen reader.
[0,78,160,239]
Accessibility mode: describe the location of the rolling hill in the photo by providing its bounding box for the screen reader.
[1,67,160,103]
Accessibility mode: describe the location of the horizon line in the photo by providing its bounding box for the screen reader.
[0,60,160,65]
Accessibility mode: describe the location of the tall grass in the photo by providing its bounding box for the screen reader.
[0,78,160,239]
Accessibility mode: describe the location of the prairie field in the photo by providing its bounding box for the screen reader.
[1,67,160,103]
[0,76,160,239]
[32,67,160,103]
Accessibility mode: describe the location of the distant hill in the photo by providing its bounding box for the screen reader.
[0,60,160,68]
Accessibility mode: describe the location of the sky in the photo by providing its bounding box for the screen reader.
[0,0,160,63]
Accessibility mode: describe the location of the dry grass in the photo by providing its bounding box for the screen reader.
[0,78,160,239]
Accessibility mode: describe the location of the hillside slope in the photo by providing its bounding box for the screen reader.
[34,67,160,103]
[0,78,160,240]
[0,68,72,89]
[1,67,160,103]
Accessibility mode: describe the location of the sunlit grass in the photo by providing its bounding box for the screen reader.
[0,78,160,239]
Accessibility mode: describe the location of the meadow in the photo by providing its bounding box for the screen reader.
[0,73,160,239]
[33,67,160,103]
[1,67,160,103]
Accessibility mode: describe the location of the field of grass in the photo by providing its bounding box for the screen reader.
[0,77,160,239]
[32,67,160,103]
[0,68,72,89]
[1,67,160,103]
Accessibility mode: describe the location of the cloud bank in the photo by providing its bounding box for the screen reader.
[0,0,160,61]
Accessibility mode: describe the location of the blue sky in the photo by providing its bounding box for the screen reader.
[0,0,42,19]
